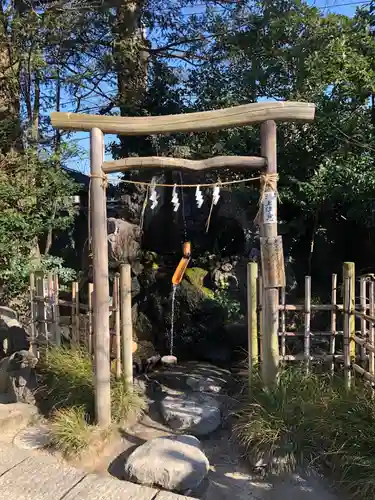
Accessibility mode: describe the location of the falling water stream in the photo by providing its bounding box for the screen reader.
[170,284,177,356]
[167,173,187,357]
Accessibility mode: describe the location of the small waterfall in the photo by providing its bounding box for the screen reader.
[170,284,178,356]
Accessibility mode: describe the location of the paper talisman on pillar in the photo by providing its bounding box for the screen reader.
[260,236,285,288]
[263,191,277,224]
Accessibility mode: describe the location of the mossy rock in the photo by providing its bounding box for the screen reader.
[134,312,153,341]
[143,251,160,270]
[132,340,158,368]
[185,267,207,287]
[185,268,214,299]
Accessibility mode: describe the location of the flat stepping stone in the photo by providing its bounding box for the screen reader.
[186,375,223,393]
[125,435,209,493]
[13,425,51,450]
[160,393,221,435]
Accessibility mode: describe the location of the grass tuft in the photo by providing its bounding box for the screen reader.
[111,379,147,423]
[234,367,324,473]
[38,346,147,455]
[50,406,93,457]
[235,366,375,499]
[38,346,94,417]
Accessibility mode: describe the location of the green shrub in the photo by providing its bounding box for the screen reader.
[0,148,77,301]
[213,286,243,323]
[39,346,95,417]
[235,366,375,499]
[111,378,147,423]
[39,347,94,417]
[317,386,375,498]
[234,367,323,472]
[39,347,146,425]
[50,406,93,457]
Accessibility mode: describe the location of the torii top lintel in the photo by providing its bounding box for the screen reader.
[50,101,315,136]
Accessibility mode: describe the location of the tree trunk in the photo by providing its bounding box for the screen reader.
[0,11,21,152]
[113,0,149,126]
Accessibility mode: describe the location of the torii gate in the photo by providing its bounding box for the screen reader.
[51,101,315,427]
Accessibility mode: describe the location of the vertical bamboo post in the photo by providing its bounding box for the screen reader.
[260,120,279,386]
[75,282,80,344]
[35,271,47,346]
[258,275,263,362]
[247,262,258,388]
[29,273,37,356]
[113,273,121,380]
[343,262,355,362]
[90,127,111,427]
[330,274,337,374]
[71,282,77,344]
[369,280,375,376]
[88,283,94,355]
[343,273,351,389]
[304,276,311,371]
[48,272,55,346]
[280,287,286,362]
[54,273,61,347]
[120,264,133,388]
[360,277,367,364]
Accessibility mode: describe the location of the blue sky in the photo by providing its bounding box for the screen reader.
[62,0,368,178]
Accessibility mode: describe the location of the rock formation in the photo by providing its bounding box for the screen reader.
[0,350,38,404]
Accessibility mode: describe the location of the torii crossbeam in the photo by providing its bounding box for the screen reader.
[51,101,315,427]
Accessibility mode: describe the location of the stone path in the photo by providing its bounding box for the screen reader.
[0,441,193,500]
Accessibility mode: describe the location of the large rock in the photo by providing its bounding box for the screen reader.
[124,435,209,493]
[0,306,30,358]
[107,217,142,274]
[160,393,221,435]
[0,350,38,404]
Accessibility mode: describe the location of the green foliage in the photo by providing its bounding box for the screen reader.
[234,367,324,472]
[39,347,95,416]
[213,286,243,323]
[174,0,375,282]
[39,347,146,425]
[50,406,93,457]
[111,380,147,424]
[235,367,375,498]
[0,149,77,301]
[3,0,375,304]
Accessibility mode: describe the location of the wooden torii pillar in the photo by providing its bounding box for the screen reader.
[51,101,315,427]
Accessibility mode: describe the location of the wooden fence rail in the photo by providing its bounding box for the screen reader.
[29,264,134,382]
[248,261,375,389]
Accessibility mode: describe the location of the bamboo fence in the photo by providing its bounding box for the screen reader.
[31,260,375,390]
[29,264,134,381]
[248,261,375,389]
